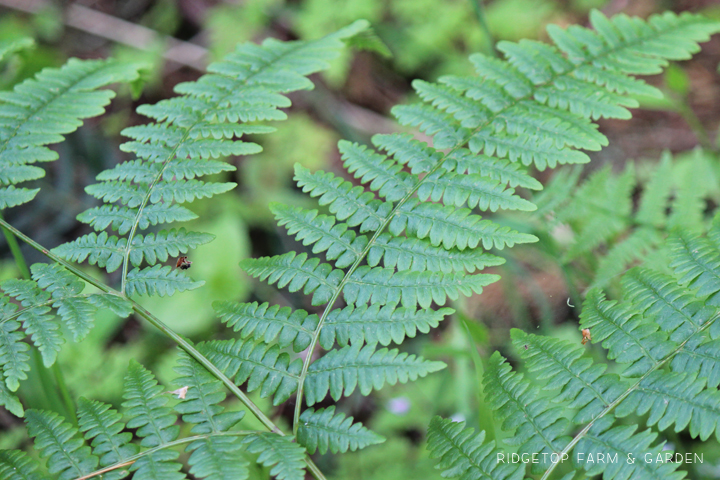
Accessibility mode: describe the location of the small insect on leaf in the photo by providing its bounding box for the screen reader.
[581,328,591,345]
[176,256,192,270]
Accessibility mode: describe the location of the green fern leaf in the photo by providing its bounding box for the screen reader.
[241,433,306,480]
[615,370,720,441]
[344,266,498,309]
[339,140,415,202]
[186,437,248,480]
[59,22,370,298]
[0,316,30,392]
[77,204,198,235]
[1,278,62,367]
[574,417,684,480]
[298,406,385,454]
[418,169,536,211]
[442,148,542,191]
[272,203,367,269]
[125,265,204,297]
[672,338,720,388]
[371,133,442,174]
[25,409,99,480]
[304,344,445,405]
[426,416,524,480]
[579,289,672,376]
[512,329,628,424]
[213,301,315,352]
[483,352,570,474]
[240,252,342,306]
[369,233,504,273]
[0,450,44,480]
[294,165,391,233]
[200,339,301,405]
[77,397,138,468]
[393,199,537,250]
[319,304,453,348]
[0,378,23,416]
[0,58,141,209]
[173,352,247,480]
[173,350,244,434]
[669,232,720,306]
[122,361,179,447]
[622,267,712,341]
[129,451,184,480]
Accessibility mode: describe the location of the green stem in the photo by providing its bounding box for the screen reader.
[0,218,328,480]
[670,92,717,153]
[0,213,31,279]
[468,0,497,57]
[52,362,77,425]
[74,430,255,480]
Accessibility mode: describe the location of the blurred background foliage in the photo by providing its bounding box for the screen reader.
[2,0,720,478]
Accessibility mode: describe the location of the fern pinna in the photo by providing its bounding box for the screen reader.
[0,8,719,480]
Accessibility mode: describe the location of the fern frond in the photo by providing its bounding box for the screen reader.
[344,266,498,309]
[56,228,214,273]
[122,361,179,448]
[482,352,569,473]
[393,200,536,250]
[294,165,391,233]
[512,329,628,424]
[669,232,720,306]
[320,304,453,348]
[0,450,43,480]
[418,170,536,212]
[213,301,315,352]
[77,397,138,469]
[173,350,245,434]
[173,351,247,480]
[304,344,445,405]
[0,58,140,209]
[297,406,385,454]
[369,234,505,273]
[615,370,720,441]
[622,267,711,341]
[579,289,672,376]
[125,265,204,297]
[186,437,249,480]
[272,203,367,269]
[240,252,342,306]
[442,149,542,191]
[242,433,306,480]
[52,22,370,297]
[427,416,524,480]
[0,316,29,392]
[25,409,99,480]
[574,417,684,480]
[200,339,301,405]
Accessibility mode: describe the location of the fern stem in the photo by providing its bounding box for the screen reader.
[52,362,77,426]
[468,0,497,57]
[72,430,256,480]
[539,311,720,480]
[0,213,31,279]
[0,217,329,480]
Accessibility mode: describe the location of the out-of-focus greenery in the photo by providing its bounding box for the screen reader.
[4,0,720,478]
